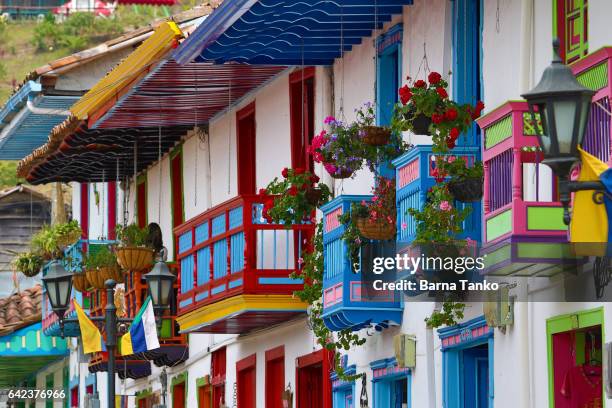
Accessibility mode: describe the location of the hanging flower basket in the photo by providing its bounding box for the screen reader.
[356,217,396,241]
[304,188,323,206]
[56,230,82,249]
[361,126,391,146]
[86,268,106,289]
[99,266,124,284]
[72,272,90,292]
[411,112,432,135]
[116,247,154,272]
[448,177,484,202]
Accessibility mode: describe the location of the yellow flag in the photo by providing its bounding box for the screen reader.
[570,146,610,255]
[73,299,105,354]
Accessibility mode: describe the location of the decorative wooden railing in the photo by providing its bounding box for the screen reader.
[42,240,112,337]
[174,194,313,333]
[321,195,403,332]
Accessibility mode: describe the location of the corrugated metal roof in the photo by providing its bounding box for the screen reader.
[0,81,41,130]
[70,21,184,122]
[174,0,413,65]
[0,96,77,160]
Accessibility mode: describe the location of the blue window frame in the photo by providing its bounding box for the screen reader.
[376,24,403,127]
[438,315,494,408]
[370,358,411,408]
[452,0,483,147]
[332,357,356,408]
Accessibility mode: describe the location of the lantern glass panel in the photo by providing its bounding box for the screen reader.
[148,279,160,306]
[551,99,578,155]
[59,279,71,308]
[160,279,172,306]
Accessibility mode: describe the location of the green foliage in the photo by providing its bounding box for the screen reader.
[408,184,470,244]
[290,224,366,382]
[0,162,23,189]
[84,245,117,270]
[116,223,149,247]
[441,158,484,183]
[12,251,44,277]
[425,301,465,328]
[262,168,331,226]
[30,221,82,259]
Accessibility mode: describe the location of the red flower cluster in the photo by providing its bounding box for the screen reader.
[399,85,413,105]
[308,130,330,163]
[431,168,447,183]
[414,80,427,88]
[467,101,485,121]
[446,127,460,149]
[428,71,442,85]
[436,87,448,99]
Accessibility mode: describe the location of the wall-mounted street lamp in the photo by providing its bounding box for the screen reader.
[521,39,598,225]
[42,260,176,408]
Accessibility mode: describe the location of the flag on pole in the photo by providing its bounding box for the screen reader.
[73,299,106,354]
[120,296,160,355]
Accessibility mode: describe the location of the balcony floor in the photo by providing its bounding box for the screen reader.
[176,294,308,334]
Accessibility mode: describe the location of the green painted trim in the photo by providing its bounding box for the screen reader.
[516,242,573,259]
[171,372,188,408]
[135,388,153,404]
[160,318,172,338]
[546,307,604,408]
[577,61,609,91]
[526,207,568,231]
[522,112,543,136]
[483,244,511,268]
[484,115,512,149]
[486,209,512,242]
[195,376,211,408]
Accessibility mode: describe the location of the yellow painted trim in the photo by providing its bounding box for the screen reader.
[70,22,183,120]
[176,294,308,332]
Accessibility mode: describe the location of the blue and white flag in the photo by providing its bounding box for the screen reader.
[120,296,160,355]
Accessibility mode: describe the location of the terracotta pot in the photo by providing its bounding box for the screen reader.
[362,126,391,146]
[99,266,124,284]
[86,268,106,289]
[448,177,484,202]
[116,247,154,272]
[356,217,396,241]
[72,272,90,292]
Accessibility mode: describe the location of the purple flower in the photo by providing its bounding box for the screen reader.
[324,116,336,125]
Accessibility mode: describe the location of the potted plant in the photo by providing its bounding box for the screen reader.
[115,224,153,272]
[54,220,82,249]
[261,168,331,225]
[354,176,397,241]
[355,102,391,146]
[72,270,90,292]
[84,245,122,289]
[392,72,484,152]
[31,225,61,260]
[12,252,44,277]
[310,117,364,179]
[441,157,484,202]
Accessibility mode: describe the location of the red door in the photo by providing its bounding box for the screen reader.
[237,103,256,195]
[198,384,212,408]
[289,68,315,172]
[136,179,147,228]
[173,382,186,408]
[266,346,285,408]
[237,354,256,408]
[171,150,185,228]
[296,349,333,408]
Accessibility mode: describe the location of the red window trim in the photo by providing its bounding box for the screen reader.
[289,67,315,84]
[237,101,256,121]
[265,345,285,362]
[236,353,257,372]
[289,68,316,172]
[108,182,117,240]
[295,349,333,408]
[80,183,89,239]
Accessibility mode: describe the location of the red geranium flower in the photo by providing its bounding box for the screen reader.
[399,85,413,105]
[288,186,298,196]
[258,188,267,196]
[281,167,289,178]
[309,175,320,183]
[449,127,460,140]
[428,72,442,85]
[447,138,456,149]
[436,87,448,99]
[431,113,443,124]
[444,108,458,121]
[414,80,427,88]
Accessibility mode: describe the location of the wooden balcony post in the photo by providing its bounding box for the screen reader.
[512,148,522,201]
[483,160,491,213]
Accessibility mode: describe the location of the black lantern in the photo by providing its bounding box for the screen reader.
[41,260,73,317]
[144,261,176,314]
[521,39,595,180]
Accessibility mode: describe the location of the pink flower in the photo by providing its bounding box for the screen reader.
[297,257,304,266]
[401,222,407,230]
[324,116,336,125]
[439,201,452,211]
[372,196,378,202]
[324,163,337,175]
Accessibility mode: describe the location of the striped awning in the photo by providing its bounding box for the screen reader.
[174,0,413,65]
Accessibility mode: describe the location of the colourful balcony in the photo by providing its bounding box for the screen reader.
[42,239,112,337]
[321,195,403,332]
[174,195,312,334]
[477,102,586,276]
[393,145,482,244]
[122,266,189,367]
